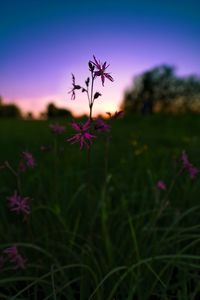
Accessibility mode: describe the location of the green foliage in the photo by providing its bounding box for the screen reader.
[0,115,200,298]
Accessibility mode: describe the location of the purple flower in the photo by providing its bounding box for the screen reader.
[106,110,124,119]
[49,123,66,135]
[157,180,167,190]
[68,73,81,100]
[7,191,31,217]
[67,119,95,149]
[94,118,110,132]
[180,151,199,179]
[19,152,35,172]
[114,110,124,119]
[90,55,114,86]
[3,245,26,269]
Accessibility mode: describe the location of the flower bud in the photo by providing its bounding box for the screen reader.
[88,61,95,72]
[94,92,102,100]
[85,77,90,87]
[74,85,81,90]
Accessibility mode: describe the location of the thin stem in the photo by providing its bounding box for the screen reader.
[53,137,59,203]
[89,75,95,120]
[156,166,184,220]
[104,136,109,180]
[4,161,22,194]
[86,88,91,109]
[87,147,91,200]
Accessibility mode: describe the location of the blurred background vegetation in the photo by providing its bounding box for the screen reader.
[123,65,200,115]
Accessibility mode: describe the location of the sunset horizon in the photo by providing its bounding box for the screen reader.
[1,0,199,116]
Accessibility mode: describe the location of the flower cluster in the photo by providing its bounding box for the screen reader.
[157,180,167,190]
[106,110,124,119]
[18,151,35,172]
[1,245,26,269]
[7,190,31,217]
[49,123,66,135]
[93,118,110,132]
[67,55,122,149]
[181,150,199,179]
[89,55,114,86]
[67,119,96,149]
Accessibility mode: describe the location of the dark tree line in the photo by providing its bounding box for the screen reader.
[122,65,200,114]
[0,97,72,119]
[0,96,21,118]
[46,103,72,119]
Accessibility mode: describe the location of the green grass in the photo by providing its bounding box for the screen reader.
[0,114,200,299]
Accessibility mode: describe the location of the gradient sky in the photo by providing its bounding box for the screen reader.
[1,0,200,116]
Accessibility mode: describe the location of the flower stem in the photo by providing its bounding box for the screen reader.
[4,161,22,194]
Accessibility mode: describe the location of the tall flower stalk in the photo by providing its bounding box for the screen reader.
[67,55,115,197]
[68,55,113,121]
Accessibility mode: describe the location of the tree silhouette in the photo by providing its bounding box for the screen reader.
[122,65,200,114]
[0,96,21,118]
[46,102,72,119]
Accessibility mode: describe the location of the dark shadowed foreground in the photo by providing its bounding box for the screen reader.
[0,114,200,299]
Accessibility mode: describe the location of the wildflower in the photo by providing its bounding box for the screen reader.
[22,151,35,168]
[85,77,90,87]
[90,55,114,86]
[114,110,124,119]
[7,191,31,216]
[94,92,102,100]
[3,245,26,269]
[106,110,124,119]
[180,150,199,179]
[157,180,167,190]
[67,119,95,149]
[49,123,65,135]
[94,118,110,132]
[106,112,112,118]
[68,73,81,100]
[18,151,35,172]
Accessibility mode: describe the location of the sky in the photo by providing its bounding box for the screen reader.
[0,0,200,117]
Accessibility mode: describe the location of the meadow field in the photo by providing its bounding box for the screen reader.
[0,114,200,299]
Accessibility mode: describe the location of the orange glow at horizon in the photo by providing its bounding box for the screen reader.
[4,90,123,118]
[2,67,130,118]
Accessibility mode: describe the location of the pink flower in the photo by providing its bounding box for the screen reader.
[90,55,114,86]
[157,180,167,190]
[94,118,110,132]
[19,152,35,172]
[114,110,124,119]
[7,191,31,217]
[106,110,124,119]
[67,119,95,149]
[68,73,81,100]
[3,245,26,269]
[49,123,66,135]
[180,151,199,179]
